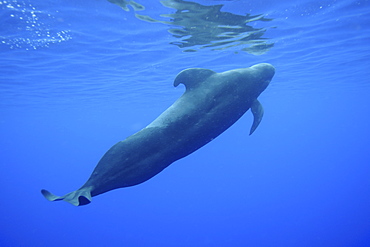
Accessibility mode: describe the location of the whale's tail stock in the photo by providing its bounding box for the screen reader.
[41,188,92,206]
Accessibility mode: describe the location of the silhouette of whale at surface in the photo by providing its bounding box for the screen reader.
[41,63,275,206]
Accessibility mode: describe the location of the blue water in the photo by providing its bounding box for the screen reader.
[1,0,370,246]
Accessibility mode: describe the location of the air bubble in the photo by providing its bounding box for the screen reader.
[2,1,72,50]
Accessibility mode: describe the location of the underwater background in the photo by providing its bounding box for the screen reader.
[1,0,370,246]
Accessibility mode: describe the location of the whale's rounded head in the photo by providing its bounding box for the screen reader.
[250,63,275,94]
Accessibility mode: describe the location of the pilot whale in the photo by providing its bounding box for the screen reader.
[41,63,275,206]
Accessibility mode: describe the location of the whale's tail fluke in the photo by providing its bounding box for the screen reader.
[41,188,92,206]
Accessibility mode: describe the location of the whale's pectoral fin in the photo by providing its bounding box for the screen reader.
[249,99,264,135]
[174,68,216,90]
[41,188,92,206]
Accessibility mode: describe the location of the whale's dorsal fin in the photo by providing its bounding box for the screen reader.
[250,99,264,135]
[174,68,216,90]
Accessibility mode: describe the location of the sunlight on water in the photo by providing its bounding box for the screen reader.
[108,0,274,54]
[1,0,369,110]
[107,0,145,11]
[0,0,71,50]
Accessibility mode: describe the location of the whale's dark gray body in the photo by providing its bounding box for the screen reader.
[41,63,275,206]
